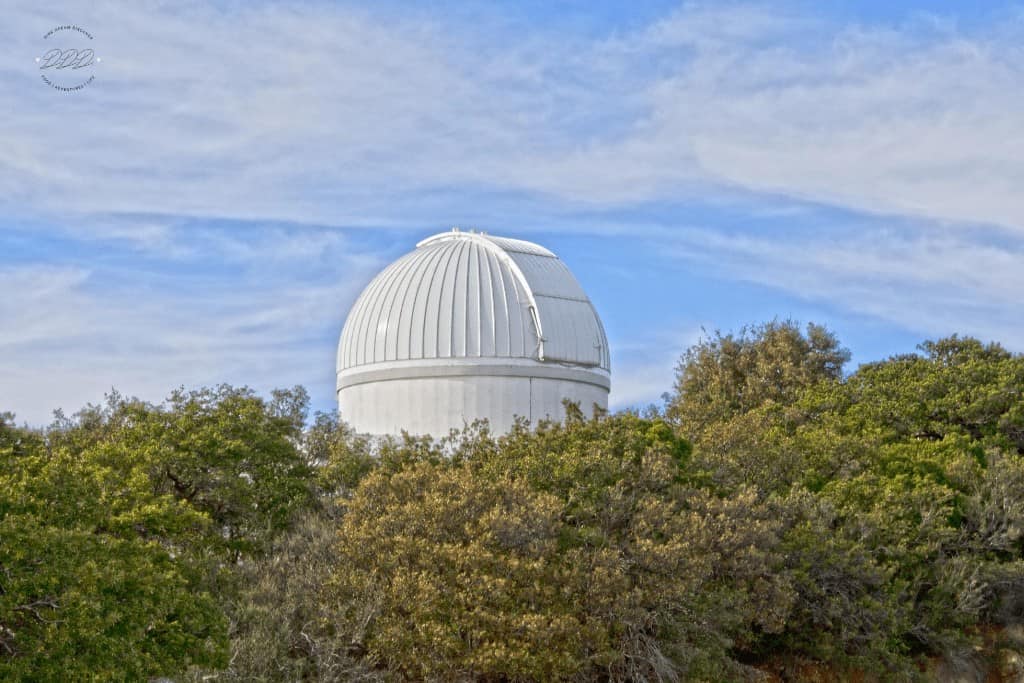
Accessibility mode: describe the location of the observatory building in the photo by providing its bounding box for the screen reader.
[336,229,610,436]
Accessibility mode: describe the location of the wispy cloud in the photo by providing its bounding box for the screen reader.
[0,223,388,423]
[2,2,1022,422]
[4,3,1023,230]
[662,221,1024,347]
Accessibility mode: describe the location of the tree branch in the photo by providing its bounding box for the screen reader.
[14,599,60,624]
[165,468,198,501]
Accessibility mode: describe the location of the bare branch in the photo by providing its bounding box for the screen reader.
[14,599,60,624]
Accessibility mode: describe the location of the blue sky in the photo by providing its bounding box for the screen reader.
[2,1,1023,424]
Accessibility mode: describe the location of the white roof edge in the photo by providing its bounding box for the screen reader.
[416,230,556,258]
[337,356,610,391]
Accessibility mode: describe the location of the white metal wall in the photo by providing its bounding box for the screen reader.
[338,374,609,437]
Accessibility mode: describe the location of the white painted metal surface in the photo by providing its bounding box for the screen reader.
[337,229,610,436]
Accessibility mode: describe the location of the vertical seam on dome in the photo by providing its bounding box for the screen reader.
[493,248,513,357]
[389,246,434,361]
[594,301,610,371]
[433,239,462,358]
[466,242,475,357]
[410,244,447,360]
[448,239,466,357]
[343,279,373,369]
[567,299,580,363]
[356,257,406,365]
[351,258,397,367]
[464,241,472,358]
[481,244,495,357]
[510,264,526,357]
[367,251,412,364]
[474,244,484,356]
[421,240,457,359]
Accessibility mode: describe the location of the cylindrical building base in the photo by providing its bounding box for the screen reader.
[337,358,610,437]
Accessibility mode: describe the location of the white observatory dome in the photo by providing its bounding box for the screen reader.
[337,229,610,436]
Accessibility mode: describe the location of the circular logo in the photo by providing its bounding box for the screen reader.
[37,25,100,92]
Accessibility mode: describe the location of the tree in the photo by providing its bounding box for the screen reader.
[796,340,1024,654]
[4,325,1022,680]
[303,411,375,497]
[668,326,1024,671]
[1,385,321,679]
[199,509,379,682]
[667,320,849,443]
[0,414,227,679]
[48,385,317,560]
[329,414,793,681]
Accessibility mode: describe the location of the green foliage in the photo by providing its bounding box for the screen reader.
[199,509,379,682]
[762,489,906,671]
[0,514,226,680]
[48,385,315,559]
[304,412,376,496]
[834,336,1024,453]
[670,324,1024,674]
[329,414,790,681]
[0,414,226,680]
[3,323,1022,681]
[1,386,320,680]
[667,320,850,443]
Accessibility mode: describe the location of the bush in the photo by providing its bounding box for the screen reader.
[329,414,792,681]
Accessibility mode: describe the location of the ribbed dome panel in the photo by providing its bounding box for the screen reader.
[337,230,609,371]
